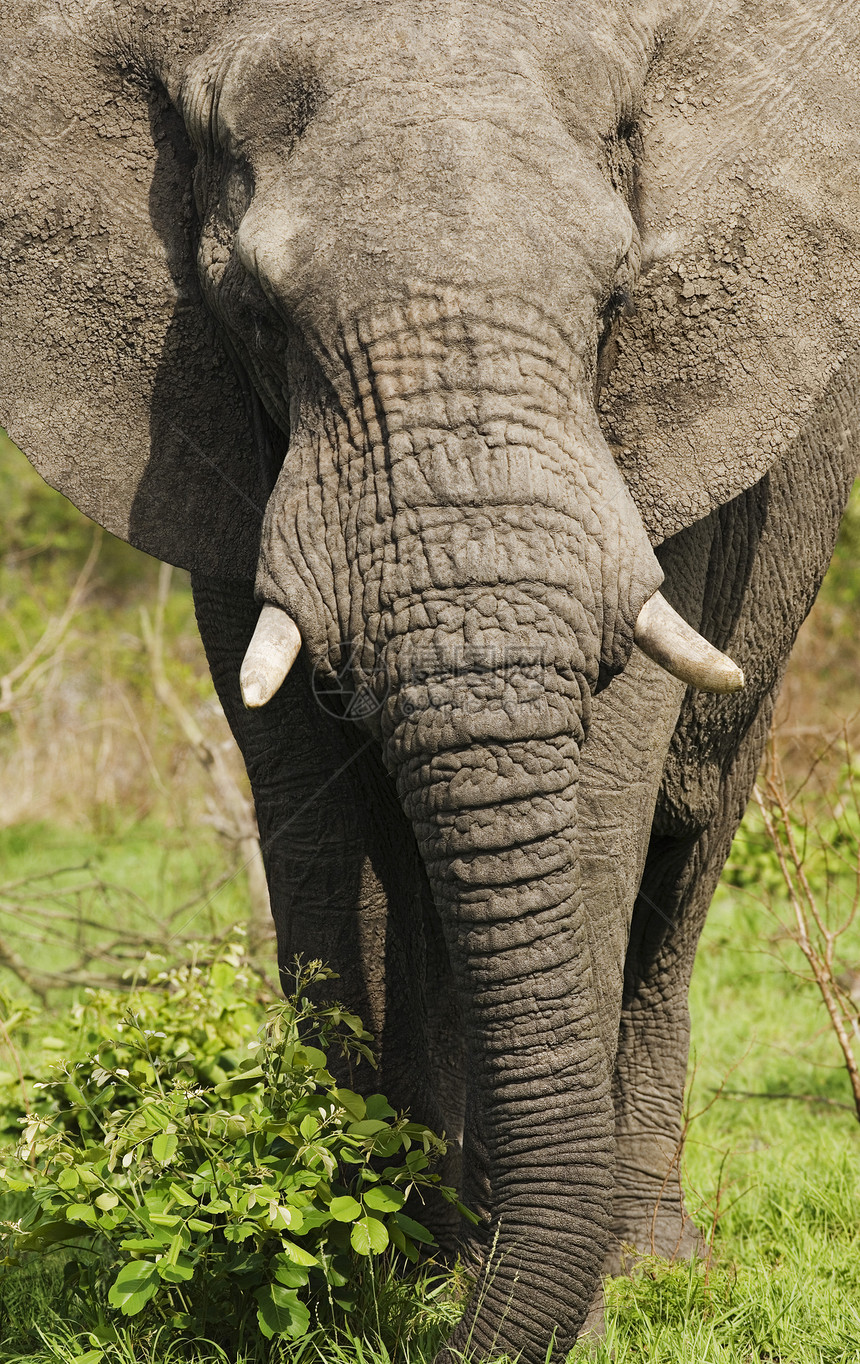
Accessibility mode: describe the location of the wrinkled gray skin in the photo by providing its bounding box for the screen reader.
[2,2,860,1359]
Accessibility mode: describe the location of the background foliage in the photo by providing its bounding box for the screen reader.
[1,430,860,1361]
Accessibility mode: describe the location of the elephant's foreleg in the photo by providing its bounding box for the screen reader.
[608,690,776,1273]
[190,576,452,1134]
[192,576,385,1031]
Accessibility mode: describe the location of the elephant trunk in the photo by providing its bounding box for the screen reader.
[394,697,613,1355]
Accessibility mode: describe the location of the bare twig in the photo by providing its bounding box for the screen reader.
[0,530,101,715]
[753,748,860,1122]
[140,564,273,951]
[714,1088,856,1112]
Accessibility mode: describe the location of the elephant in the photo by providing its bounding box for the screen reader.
[2,2,859,1359]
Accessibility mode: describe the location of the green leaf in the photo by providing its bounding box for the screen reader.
[215,1067,264,1096]
[350,1215,389,1256]
[280,1238,320,1267]
[147,1212,181,1229]
[186,1217,212,1234]
[151,1132,178,1165]
[168,1182,197,1207]
[365,1094,397,1121]
[65,1205,98,1227]
[325,1254,352,1288]
[24,1219,89,1246]
[329,1195,362,1223]
[456,1199,481,1225]
[273,1257,310,1289]
[390,1218,418,1262]
[255,1283,311,1339]
[57,1167,80,1190]
[261,1201,289,1231]
[394,1211,435,1245]
[363,1185,404,1213]
[1,1174,31,1193]
[89,1324,120,1345]
[405,1151,429,1173]
[347,1119,389,1137]
[223,1221,257,1243]
[157,1257,195,1284]
[333,1088,366,1120]
[295,1045,327,1071]
[95,1192,119,1211]
[107,1260,159,1317]
[136,1220,174,1246]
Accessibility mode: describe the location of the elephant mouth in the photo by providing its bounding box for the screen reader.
[240,590,743,713]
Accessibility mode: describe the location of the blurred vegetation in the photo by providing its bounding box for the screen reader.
[1,430,860,1361]
[0,430,267,978]
[0,428,233,834]
[775,483,860,789]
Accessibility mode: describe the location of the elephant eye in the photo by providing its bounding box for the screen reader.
[600,282,634,339]
[595,278,635,398]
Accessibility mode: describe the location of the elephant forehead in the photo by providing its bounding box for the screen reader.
[182,3,640,302]
[184,0,628,148]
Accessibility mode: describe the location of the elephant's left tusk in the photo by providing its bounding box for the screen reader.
[240,604,302,708]
[634,590,745,693]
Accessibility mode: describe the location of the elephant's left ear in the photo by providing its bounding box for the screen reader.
[601,5,860,545]
[0,1,270,578]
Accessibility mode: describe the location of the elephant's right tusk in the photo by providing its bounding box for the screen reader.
[240,604,303,708]
[634,590,745,694]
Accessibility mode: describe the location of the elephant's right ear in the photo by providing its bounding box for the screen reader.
[0,2,272,579]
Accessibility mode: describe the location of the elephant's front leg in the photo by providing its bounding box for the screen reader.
[609,420,859,1276]
[572,649,688,1328]
[608,694,776,1272]
[190,575,449,1130]
[192,575,384,1027]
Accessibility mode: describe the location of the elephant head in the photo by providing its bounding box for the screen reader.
[2,1,859,1359]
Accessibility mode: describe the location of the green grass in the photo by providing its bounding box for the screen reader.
[0,821,255,1028]
[0,821,251,944]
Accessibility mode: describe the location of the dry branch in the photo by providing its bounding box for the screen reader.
[0,530,101,715]
[753,749,860,1122]
[140,563,272,952]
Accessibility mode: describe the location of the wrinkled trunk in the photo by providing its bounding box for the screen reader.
[396,705,615,1355]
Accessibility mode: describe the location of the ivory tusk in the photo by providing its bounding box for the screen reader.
[634,590,745,694]
[240,604,303,708]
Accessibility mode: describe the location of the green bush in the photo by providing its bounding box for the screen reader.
[0,944,468,1356]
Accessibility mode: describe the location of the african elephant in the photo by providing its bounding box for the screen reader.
[2,2,859,1359]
